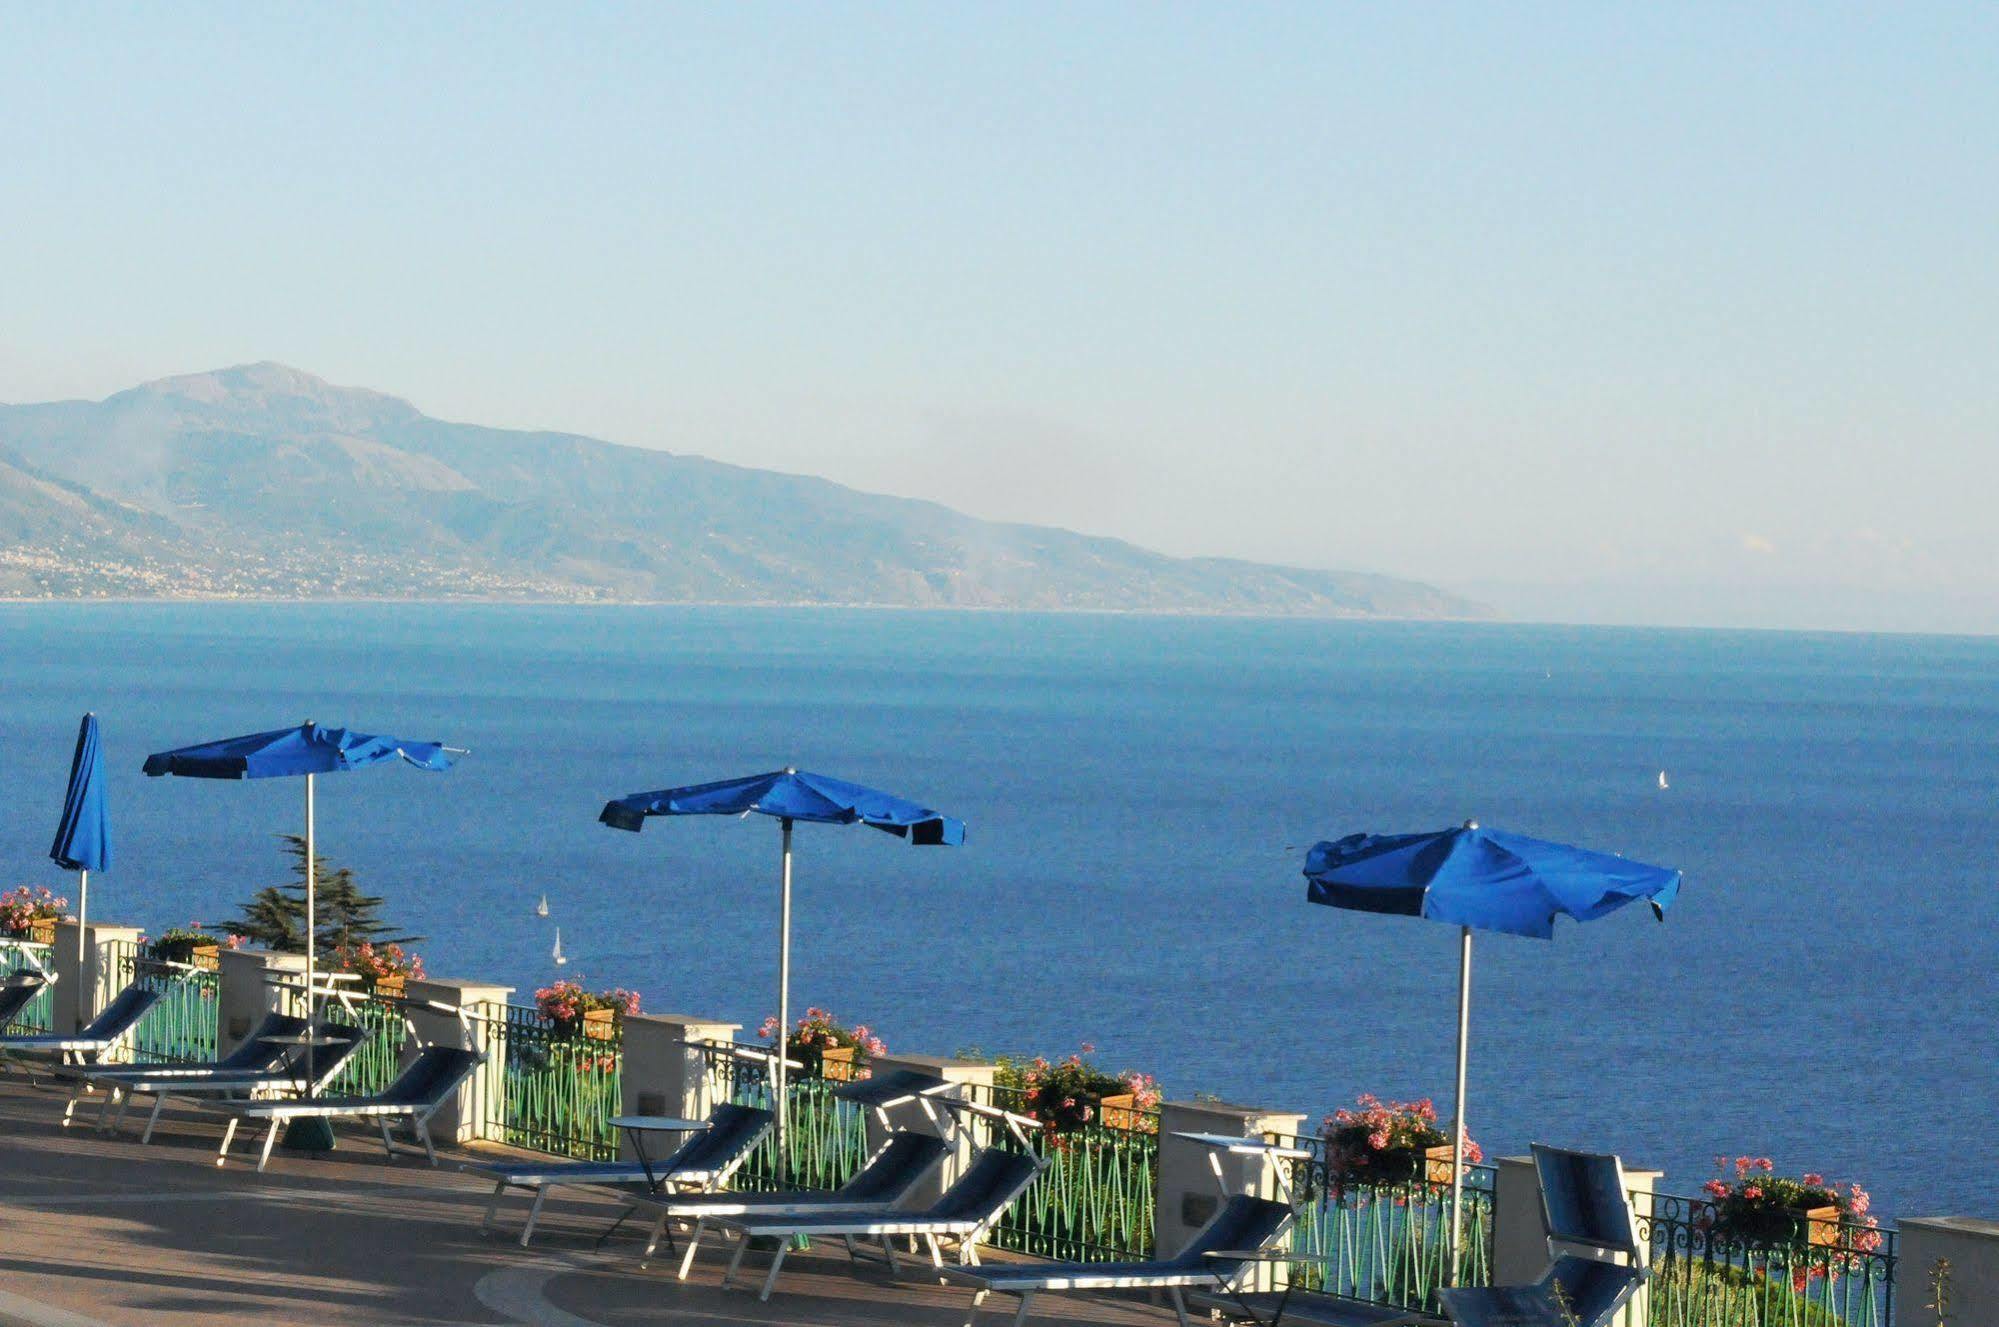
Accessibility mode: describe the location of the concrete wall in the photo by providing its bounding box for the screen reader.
[1493,1154,1661,1327]
[50,921,142,1036]
[1153,1101,1307,1286]
[215,946,307,1056]
[403,977,512,1144]
[618,1013,742,1162]
[862,1053,997,1209]
[1898,1217,1999,1326]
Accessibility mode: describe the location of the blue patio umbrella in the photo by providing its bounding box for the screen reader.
[50,713,113,1024]
[144,721,457,1124]
[1304,821,1681,1275]
[601,768,964,1164]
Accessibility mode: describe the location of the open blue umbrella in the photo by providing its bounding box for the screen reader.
[50,713,113,1023]
[601,767,964,1165]
[145,721,456,1115]
[1304,820,1681,1275]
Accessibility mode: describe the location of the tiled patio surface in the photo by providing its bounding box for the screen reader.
[0,1074,1180,1327]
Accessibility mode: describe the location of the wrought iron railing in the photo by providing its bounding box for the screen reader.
[481,1002,622,1161]
[695,1040,869,1191]
[0,940,56,1033]
[320,988,412,1096]
[970,1083,1160,1263]
[1638,1192,1895,1327]
[106,940,220,1063]
[1273,1134,1495,1313]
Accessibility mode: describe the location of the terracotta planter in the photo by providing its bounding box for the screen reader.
[582,1008,618,1041]
[26,919,56,945]
[1804,1205,1844,1248]
[188,943,221,972]
[1096,1092,1140,1131]
[369,973,407,1000]
[818,1045,858,1082]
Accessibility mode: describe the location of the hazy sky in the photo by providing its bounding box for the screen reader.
[3,5,1994,632]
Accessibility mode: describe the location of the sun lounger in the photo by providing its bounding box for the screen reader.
[59,1011,312,1128]
[470,1101,774,1246]
[0,984,160,1068]
[712,1147,1046,1301]
[0,970,54,1034]
[206,1043,484,1172]
[1435,1145,1647,1327]
[94,1019,370,1143]
[941,1192,1295,1327]
[638,1129,953,1274]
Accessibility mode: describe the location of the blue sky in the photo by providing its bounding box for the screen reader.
[3,4,1994,631]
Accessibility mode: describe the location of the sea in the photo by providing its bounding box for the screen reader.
[0,602,1992,1219]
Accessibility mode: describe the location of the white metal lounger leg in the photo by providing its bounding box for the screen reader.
[721,1231,751,1290]
[757,1242,789,1301]
[216,1115,239,1165]
[1168,1286,1190,1327]
[520,1187,549,1247]
[142,1096,169,1144]
[964,1288,989,1327]
[62,1085,85,1128]
[377,1119,396,1161]
[880,1235,901,1276]
[640,1208,669,1261]
[480,1179,508,1233]
[925,1234,944,1268]
[256,1117,281,1172]
[675,1219,706,1280]
[114,1089,139,1133]
[1010,1289,1035,1327]
[414,1116,437,1166]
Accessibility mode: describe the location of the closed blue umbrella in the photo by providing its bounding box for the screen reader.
[601,768,964,1166]
[144,721,457,1120]
[1304,821,1681,1275]
[50,713,113,1026]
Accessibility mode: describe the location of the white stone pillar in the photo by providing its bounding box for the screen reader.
[864,1053,997,1208]
[1493,1154,1660,1327]
[51,921,142,1035]
[403,977,513,1145]
[215,947,307,1057]
[1154,1101,1308,1284]
[619,1014,743,1161]
[1899,1217,1999,1327]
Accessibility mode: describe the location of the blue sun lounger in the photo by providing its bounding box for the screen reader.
[471,1101,774,1246]
[207,1043,485,1172]
[0,970,54,1034]
[92,1019,372,1145]
[1436,1145,1647,1327]
[60,1011,311,1128]
[0,984,160,1069]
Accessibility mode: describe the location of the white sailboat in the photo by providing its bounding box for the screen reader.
[535,893,549,918]
[1657,770,1670,790]
[551,927,567,965]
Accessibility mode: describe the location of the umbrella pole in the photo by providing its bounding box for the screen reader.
[76,868,88,1032]
[304,770,316,1090]
[775,816,794,1184]
[1449,924,1471,1285]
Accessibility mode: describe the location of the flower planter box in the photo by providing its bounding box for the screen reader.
[369,973,407,1000]
[26,919,56,945]
[582,1008,618,1041]
[816,1044,858,1082]
[1804,1205,1843,1248]
[1097,1092,1140,1131]
[188,943,221,972]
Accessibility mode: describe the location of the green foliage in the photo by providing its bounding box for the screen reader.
[214,835,422,954]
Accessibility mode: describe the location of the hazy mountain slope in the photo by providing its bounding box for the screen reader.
[0,363,1487,616]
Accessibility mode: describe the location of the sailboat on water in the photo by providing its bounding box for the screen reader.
[535,893,549,918]
[551,928,567,965]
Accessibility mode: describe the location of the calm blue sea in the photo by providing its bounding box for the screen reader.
[0,603,1993,1218]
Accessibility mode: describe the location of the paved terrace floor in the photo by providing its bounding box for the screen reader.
[0,1075,1180,1327]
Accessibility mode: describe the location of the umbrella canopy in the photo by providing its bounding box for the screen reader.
[50,712,112,1027]
[1304,823,1681,939]
[1303,821,1680,1282]
[600,767,965,843]
[51,713,112,873]
[600,767,963,1177]
[142,722,453,780]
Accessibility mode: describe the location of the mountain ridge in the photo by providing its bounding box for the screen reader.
[0,363,1488,618]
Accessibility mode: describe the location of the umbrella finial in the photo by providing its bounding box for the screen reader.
[784,765,797,775]
[1462,819,1478,831]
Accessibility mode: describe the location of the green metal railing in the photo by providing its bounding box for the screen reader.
[0,940,56,1033]
[699,1041,869,1191]
[482,1003,623,1161]
[322,990,412,1096]
[976,1083,1159,1263]
[106,940,221,1063]
[1276,1136,1495,1313]
[1639,1192,1895,1327]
